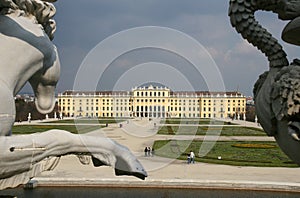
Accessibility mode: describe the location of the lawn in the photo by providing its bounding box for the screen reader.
[161,118,236,125]
[152,140,298,167]
[157,126,266,136]
[12,125,102,134]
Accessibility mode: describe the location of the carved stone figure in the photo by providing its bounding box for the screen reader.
[0,0,146,190]
[229,0,300,164]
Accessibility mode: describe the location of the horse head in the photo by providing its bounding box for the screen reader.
[29,47,60,114]
[0,0,60,115]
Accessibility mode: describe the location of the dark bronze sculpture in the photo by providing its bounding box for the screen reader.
[229,0,300,164]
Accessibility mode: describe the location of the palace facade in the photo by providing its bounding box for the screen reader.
[58,85,246,119]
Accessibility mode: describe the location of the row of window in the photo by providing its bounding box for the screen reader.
[136,91,168,97]
[62,106,130,111]
[60,98,245,105]
[62,106,245,112]
[73,112,127,117]
[136,99,165,103]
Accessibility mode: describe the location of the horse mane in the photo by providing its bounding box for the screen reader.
[0,0,56,40]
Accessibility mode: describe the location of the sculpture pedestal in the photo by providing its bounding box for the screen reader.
[282,16,300,46]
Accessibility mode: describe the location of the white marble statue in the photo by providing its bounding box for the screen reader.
[0,0,147,190]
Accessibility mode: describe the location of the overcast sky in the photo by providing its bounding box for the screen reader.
[22,0,300,96]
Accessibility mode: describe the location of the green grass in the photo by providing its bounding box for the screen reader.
[157,126,266,136]
[161,118,236,125]
[12,125,102,134]
[153,140,298,167]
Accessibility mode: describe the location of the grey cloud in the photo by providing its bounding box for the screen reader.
[19,0,300,97]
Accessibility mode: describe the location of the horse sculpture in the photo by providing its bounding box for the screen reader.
[229,0,300,165]
[0,0,147,190]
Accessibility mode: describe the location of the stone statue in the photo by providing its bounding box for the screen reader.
[229,0,300,164]
[0,0,146,190]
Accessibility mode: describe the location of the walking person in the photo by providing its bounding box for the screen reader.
[187,153,191,164]
[190,150,195,164]
[151,147,155,157]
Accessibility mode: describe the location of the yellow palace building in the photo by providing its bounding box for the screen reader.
[58,85,246,119]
